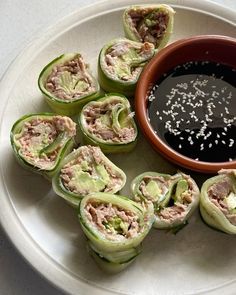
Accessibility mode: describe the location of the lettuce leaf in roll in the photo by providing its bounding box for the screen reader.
[200,169,236,234]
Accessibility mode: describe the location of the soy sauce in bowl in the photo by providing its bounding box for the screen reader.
[147,61,236,163]
[135,35,236,172]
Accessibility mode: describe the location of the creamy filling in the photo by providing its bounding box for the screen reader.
[83,98,136,143]
[85,201,140,240]
[45,55,96,101]
[60,146,124,195]
[127,8,169,47]
[14,116,76,170]
[208,176,236,225]
[104,41,154,81]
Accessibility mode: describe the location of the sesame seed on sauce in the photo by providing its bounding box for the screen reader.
[147,61,236,162]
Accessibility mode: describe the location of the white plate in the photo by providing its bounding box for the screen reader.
[0,1,236,294]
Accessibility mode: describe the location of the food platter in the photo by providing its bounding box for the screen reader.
[0,0,235,294]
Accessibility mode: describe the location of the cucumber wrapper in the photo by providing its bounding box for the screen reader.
[98,38,155,97]
[123,5,175,50]
[79,93,138,153]
[131,172,200,230]
[200,170,236,234]
[38,53,100,116]
[78,192,154,253]
[87,240,141,273]
[10,113,76,179]
[52,146,126,207]
[88,245,138,274]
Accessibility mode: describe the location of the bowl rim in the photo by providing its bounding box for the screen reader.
[135,35,236,173]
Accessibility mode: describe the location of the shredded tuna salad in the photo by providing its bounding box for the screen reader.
[85,201,140,240]
[138,175,170,202]
[45,55,96,101]
[104,41,154,81]
[14,116,76,170]
[157,175,197,223]
[82,98,136,143]
[126,8,169,46]
[60,146,124,195]
[208,172,236,225]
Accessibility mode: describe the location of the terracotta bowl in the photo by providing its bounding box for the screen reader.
[135,35,236,173]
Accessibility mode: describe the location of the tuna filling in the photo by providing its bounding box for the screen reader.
[138,175,170,203]
[85,201,140,240]
[127,8,169,47]
[208,176,236,225]
[157,175,195,223]
[104,41,154,81]
[60,146,124,196]
[14,116,76,170]
[83,98,136,143]
[45,55,96,101]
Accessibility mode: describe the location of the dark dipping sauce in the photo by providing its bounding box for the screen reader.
[147,61,236,162]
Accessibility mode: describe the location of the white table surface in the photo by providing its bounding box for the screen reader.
[0,0,235,294]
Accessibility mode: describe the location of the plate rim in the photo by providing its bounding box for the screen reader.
[0,1,235,295]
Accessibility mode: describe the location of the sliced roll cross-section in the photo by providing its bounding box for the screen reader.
[200,169,236,234]
[131,172,200,230]
[38,53,100,115]
[98,38,155,96]
[79,94,138,153]
[78,192,154,272]
[123,4,175,50]
[10,113,76,179]
[52,145,126,207]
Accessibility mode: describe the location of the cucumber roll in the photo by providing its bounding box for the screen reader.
[52,146,126,207]
[98,38,155,96]
[10,113,76,179]
[79,93,138,153]
[200,169,236,234]
[123,5,175,50]
[78,192,154,253]
[38,53,100,116]
[131,172,200,230]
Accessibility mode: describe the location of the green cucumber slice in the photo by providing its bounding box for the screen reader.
[79,93,138,153]
[98,38,155,96]
[10,113,76,179]
[131,172,200,230]
[78,192,154,253]
[200,169,236,234]
[52,145,126,207]
[38,53,100,116]
[123,4,175,50]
